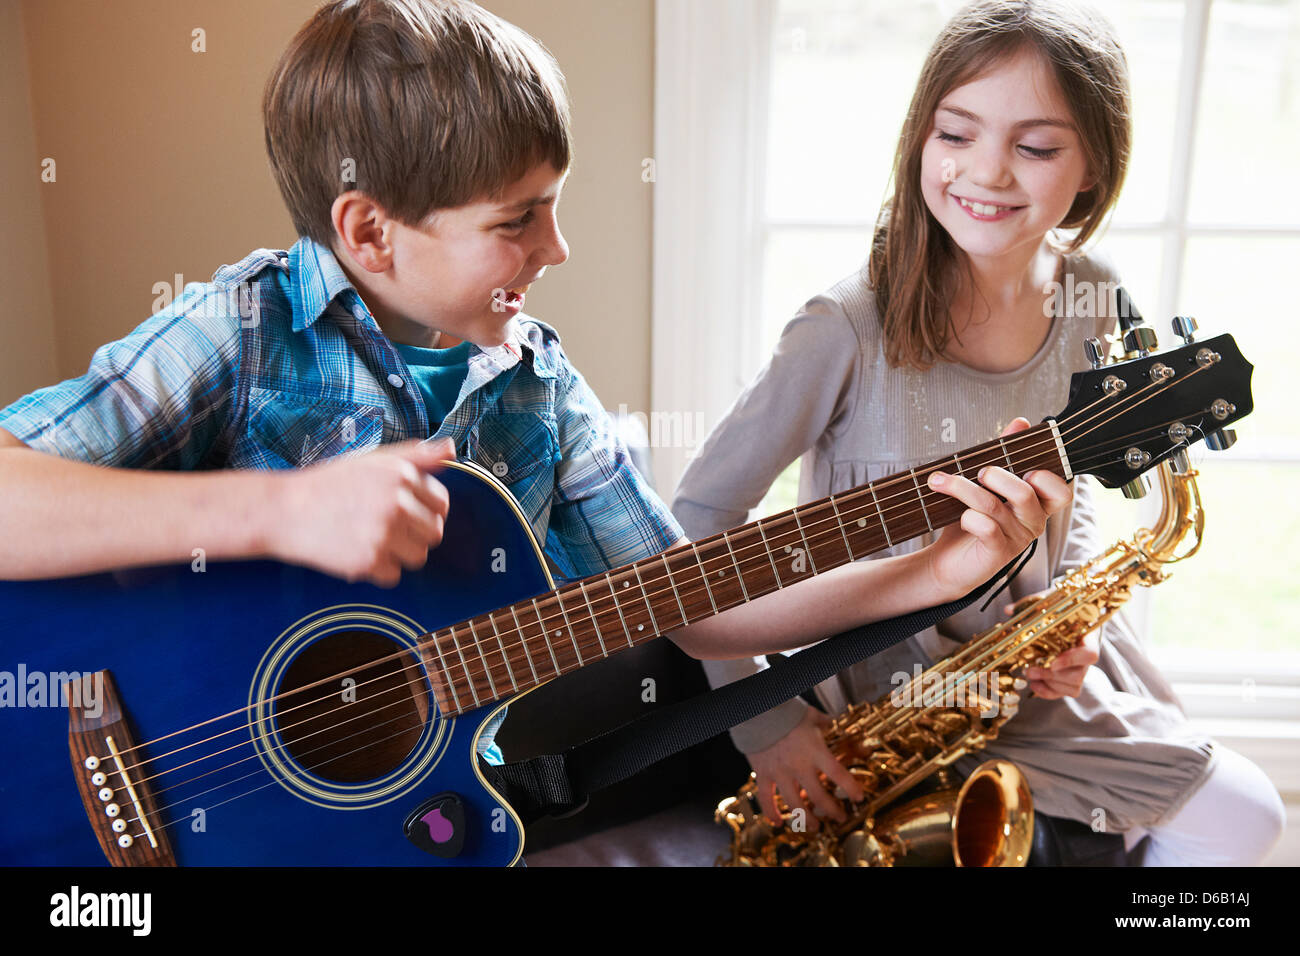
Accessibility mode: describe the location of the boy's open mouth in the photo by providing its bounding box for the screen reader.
[493,284,532,310]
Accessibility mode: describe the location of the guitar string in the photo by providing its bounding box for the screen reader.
[1067,414,1207,473]
[105,370,1217,828]
[119,697,437,829]
[101,364,1195,775]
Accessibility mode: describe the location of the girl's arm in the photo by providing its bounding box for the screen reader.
[672,303,862,743]
[669,438,1071,659]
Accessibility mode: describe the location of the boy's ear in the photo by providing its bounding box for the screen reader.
[332,191,396,272]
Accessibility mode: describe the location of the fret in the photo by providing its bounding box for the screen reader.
[827,494,856,560]
[578,580,610,658]
[868,483,894,547]
[484,612,518,693]
[910,467,934,533]
[754,518,785,588]
[660,553,689,626]
[466,618,499,698]
[553,589,585,666]
[447,625,482,709]
[952,453,962,476]
[998,437,1015,471]
[429,631,462,712]
[604,572,636,648]
[790,506,820,573]
[531,597,563,678]
[689,541,719,614]
[632,561,663,636]
[721,530,751,601]
[467,618,500,698]
[507,604,540,685]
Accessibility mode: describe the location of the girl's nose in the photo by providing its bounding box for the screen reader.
[966,145,1014,191]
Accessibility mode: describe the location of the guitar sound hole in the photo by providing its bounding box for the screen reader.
[275,632,430,784]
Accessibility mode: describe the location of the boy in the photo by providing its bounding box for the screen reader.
[0,0,1068,771]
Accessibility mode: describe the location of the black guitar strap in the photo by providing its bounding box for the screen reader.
[482,545,1034,826]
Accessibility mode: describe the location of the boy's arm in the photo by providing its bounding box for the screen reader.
[0,427,453,585]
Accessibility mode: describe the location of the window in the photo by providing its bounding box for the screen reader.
[745,0,1300,663]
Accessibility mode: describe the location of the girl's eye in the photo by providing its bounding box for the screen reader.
[936,130,968,145]
[1019,144,1063,159]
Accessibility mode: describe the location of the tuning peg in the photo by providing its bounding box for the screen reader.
[1115,287,1144,331]
[1169,448,1193,474]
[1083,336,1106,370]
[1172,315,1198,344]
[1122,326,1158,357]
[1204,428,1237,451]
[1120,474,1151,499]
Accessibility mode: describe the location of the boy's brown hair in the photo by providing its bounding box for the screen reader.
[263,0,572,247]
[869,0,1131,371]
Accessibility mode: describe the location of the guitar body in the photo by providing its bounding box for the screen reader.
[0,462,552,866]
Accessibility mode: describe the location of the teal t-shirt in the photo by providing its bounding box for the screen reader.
[392,340,472,432]
[391,339,505,760]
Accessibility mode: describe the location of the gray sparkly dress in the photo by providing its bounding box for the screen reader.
[671,250,1215,831]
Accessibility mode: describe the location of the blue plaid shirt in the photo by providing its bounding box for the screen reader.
[0,237,683,756]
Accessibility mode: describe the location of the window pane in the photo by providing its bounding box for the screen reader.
[1180,236,1300,455]
[1088,230,1164,321]
[1148,463,1300,651]
[767,0,947,223]
[1189,0,1300,224]
[1088,0,1186,225]
[760,226,871,358]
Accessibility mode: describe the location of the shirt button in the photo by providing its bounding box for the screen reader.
[387,373,405,388]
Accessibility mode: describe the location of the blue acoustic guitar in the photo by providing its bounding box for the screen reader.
[0,330,1252,865]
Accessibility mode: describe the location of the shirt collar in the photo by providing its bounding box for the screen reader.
[464,320,556,384]
[287,236,375,333]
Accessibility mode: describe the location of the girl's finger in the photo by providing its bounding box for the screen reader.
[976,467,1044,540]
[927,470,1003,518]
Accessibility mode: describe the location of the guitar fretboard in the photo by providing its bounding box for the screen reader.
[423,423,1068,715]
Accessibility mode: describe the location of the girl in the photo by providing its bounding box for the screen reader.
[673,0,1284,866]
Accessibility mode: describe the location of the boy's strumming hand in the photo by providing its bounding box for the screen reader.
[921,418,1072,602]
[269,438,455,588]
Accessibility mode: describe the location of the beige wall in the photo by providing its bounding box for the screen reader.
[1,0,654,414]
[0,0,58,405]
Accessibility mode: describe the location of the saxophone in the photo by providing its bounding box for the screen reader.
[716,453,1205,867]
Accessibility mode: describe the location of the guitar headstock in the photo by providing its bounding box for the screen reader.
[1052,327,1254,489]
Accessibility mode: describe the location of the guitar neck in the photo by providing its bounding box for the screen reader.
[425,422,1070,715]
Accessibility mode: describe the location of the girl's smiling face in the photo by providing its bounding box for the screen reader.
[920,47,1096,266]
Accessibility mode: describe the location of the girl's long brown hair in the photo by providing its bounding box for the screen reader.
[869,0,1131,370]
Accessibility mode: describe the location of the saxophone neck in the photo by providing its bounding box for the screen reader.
[1141,459,1205,563]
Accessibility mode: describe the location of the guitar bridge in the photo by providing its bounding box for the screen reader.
[68,670,176,866]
